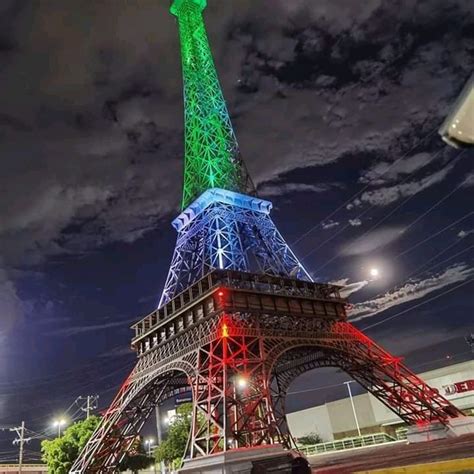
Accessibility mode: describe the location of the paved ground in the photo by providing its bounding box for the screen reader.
[309,434,474,473]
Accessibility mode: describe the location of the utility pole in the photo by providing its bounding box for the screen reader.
[155,405,165,474]
[77,395,99,419]
[11,421,30,473]
[344,381,362,437]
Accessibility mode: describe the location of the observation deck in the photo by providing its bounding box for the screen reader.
[131,269,346,356]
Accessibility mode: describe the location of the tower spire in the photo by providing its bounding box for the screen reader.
[171,0,255,209]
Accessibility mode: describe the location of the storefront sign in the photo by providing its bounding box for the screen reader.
[443,379,474,395]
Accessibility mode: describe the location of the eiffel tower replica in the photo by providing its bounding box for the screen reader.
[71,1,469,472]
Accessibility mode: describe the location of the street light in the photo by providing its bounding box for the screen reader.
[52,418,67,437]
[236,375,248,390]
[144,438,155,457]
[343,381,362,437]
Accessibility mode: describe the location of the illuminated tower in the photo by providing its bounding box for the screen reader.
[159,0,310,306]
[172,0,255,208]
[70,1,467,472]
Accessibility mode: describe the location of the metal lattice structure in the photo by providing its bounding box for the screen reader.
[70,1,465,472]
[71,272,463,472]
[159,189,311,306]
[172,0,255,209]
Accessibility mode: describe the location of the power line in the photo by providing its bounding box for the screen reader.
[291,127,440,247]
[0,344,132,390]
[300,147,463,266]
[4,360,134,426]
[286,350,471,399]
[310,183,472,276]
[395,211,473,259]
[311,148,456,259]
[361,277,474,331]
[346,238,473,326]
[75,395,99,419]
[287,382,344,396]
[405,239,465,278]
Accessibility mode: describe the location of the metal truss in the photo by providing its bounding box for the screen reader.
[159,189,312,306]
[71,276,464,473]
[171,0,255,209]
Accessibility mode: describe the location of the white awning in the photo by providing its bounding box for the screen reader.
[439,75,474,148]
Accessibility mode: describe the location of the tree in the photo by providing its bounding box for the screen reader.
[297,432,323,445]
[119,453,154,474]
[42,416,154,474]
[41,416,100,474]
[155,403,192,470]
[118,436,154,474]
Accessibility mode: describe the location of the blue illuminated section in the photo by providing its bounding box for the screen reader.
[160,188,311,306]
[172,188,272,231]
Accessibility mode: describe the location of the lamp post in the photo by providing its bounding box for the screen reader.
[145,438,155,457]
[344,381,362,437]
[236,375,248,390]
[145,438,156,474]
[52,418,67,437]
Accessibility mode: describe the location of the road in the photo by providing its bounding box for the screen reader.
[309,434,474,473]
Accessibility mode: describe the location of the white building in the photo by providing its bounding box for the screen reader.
[287,360,474,441]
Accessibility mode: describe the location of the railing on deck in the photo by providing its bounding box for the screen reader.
[298,432,397,456]
[396,427,408,440]
[132,269,344,341]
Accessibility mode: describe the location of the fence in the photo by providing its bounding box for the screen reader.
[298,432,397,456]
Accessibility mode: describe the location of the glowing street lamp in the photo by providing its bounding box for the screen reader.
[144,437,155,456]
[145,437,157,473]
[236,376,248,390]
[52,418,67,437]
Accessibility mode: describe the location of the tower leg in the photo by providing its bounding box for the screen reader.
[189,316,286,458]
[71,284,466,472]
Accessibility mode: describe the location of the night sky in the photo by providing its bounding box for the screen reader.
[1,0,473,462]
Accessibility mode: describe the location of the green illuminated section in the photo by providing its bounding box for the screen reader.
[171,0,255,209]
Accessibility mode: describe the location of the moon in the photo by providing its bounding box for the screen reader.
[370,268,380,278]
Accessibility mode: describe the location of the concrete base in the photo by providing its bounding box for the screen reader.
[407,416,474,443]
[446,416,474,437]
[407,422,449,442]
[179,445,307,474]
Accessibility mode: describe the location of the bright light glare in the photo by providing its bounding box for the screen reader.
[145,438,155,445]
[53,418,67,428]
[370,268,380,278]
[236,376,248,389]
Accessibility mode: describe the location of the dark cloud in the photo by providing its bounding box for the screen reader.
[350,263,474,321]
[1,0,472,270]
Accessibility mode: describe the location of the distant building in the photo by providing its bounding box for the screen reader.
[439,75,474,148]
[287,360,474,441]
[0,465,47,474]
